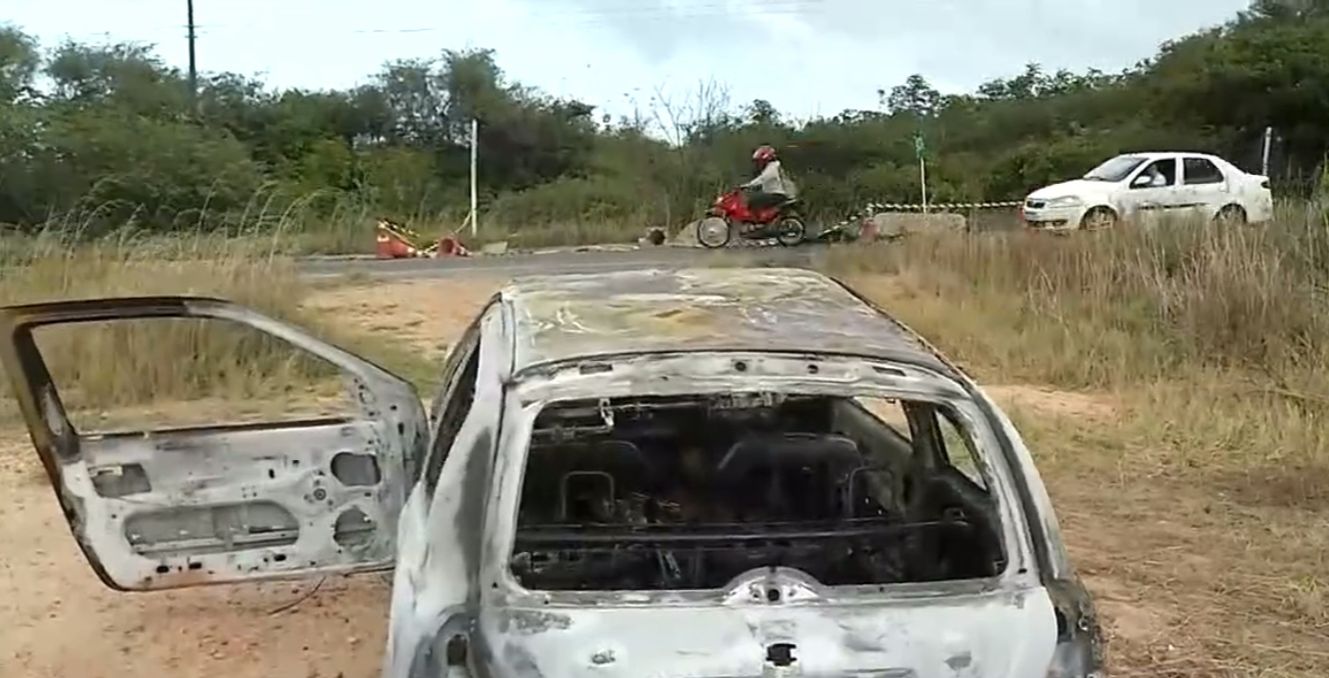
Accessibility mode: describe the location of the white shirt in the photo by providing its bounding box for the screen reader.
[743,160,798,198]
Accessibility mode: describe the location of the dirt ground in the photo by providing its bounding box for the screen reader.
[0,280,497,678]
[0,432,390,678]
[303,279,497,363]
[1,277,1323,677]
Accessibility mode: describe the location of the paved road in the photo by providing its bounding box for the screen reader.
[298,245,824,280]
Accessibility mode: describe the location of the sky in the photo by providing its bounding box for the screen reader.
[6,0,1252,119]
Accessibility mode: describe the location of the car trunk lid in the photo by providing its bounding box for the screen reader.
[481,585,1056,677]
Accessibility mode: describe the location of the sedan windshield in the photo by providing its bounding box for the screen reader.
[1084,155,1147,182]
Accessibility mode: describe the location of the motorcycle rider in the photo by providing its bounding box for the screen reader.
[740,145,797,211]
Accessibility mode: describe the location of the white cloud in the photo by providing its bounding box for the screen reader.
[7,0,1251,118]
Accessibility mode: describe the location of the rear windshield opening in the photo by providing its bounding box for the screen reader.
[511,392,1007,592]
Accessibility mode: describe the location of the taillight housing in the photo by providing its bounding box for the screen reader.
[1046,625,1104,677]
[1045,578,1105,678]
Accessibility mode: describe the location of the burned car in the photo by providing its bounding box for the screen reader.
[0,268,1102,677]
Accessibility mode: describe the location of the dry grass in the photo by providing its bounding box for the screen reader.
[6,209,1328,675]
[0,187,394,263]
[2,214,645,263]
[1,223,377,267]
[824,212,1329,676]
[303,279,498,362]
[0,238,434,429]
[824,212,1329,472]
[828,214,1329,383]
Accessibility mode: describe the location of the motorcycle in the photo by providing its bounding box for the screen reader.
[696,188,807,249]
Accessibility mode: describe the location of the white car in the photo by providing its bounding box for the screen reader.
[0,269,1103,678]
[1022,152,1274,231]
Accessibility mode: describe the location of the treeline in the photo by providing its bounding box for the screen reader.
[1,0,1328,238]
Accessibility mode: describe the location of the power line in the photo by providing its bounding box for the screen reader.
[367,1,823,31]
[500,0,823,19]
[47,0,826,42]
[42,6,814,67]
[185,0,824,35]
[38,0,827,61]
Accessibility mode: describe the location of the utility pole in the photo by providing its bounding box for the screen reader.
[187,0,198,111]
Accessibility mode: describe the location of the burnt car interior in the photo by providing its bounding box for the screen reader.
[511,392,1006,591]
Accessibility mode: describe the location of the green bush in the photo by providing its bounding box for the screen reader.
[486,175,654,232]
[7,5,1329,248]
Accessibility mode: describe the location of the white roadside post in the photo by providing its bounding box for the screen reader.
[1261,126,1273,177]
[915,133,929,214]
[470,118,479,237]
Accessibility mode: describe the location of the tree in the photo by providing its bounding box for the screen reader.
[1245,0,1329,20]
[45,41,188,117]
[39,109,262,232]
[4,1,1329,234]
[0,26,39,104]
[375,59,446,145]
[887,74,941,118]
[439,49,503,136]
[1149,11,1329,174]
[745,99,780,126]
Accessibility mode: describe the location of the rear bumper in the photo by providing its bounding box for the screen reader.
[1246,195,1275,224]
[478,585,1061,677]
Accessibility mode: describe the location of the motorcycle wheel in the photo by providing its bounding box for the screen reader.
[774,216,807,247]
[697,217,732,249]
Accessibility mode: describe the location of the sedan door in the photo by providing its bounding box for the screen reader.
[1119,157,1185,222]
[0,297,428,591]
[1180,156,1232,219]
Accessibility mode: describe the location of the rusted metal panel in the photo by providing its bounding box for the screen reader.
[476,587,1059,677]
[502,268,950,374]
[381,304,509,678]
[1,282,1101,677]
[468,347,1068,677]
[0,296,428,591]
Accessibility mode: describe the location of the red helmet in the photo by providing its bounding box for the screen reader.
[752,145,777,168]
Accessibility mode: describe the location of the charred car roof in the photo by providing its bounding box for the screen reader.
[501,267,950,374]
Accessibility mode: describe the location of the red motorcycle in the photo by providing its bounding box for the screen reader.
[696,188,807,249]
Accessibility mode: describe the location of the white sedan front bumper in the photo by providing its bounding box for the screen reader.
[1021,203,1088,231]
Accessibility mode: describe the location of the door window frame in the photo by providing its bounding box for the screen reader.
[422,314,484,496]
[1129,157,1179,190]
[0,297,426,590]
[1183,157,1225,186]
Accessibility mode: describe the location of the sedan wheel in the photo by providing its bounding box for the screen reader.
[1215,204,1247,226]
[1080,207,1117,230]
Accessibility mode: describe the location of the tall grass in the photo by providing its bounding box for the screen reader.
[823,206,1329,676]
[0,238,433,429]
[1,239,311,421]
[824,206,1329,500]
[1,204,648,261]
[827,206,1329,386]
[469,220,651,249]
[0,188,387,266]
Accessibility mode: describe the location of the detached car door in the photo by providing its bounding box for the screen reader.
[0,297,428,591]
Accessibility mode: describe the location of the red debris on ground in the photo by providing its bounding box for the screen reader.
[375,219,469,259]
